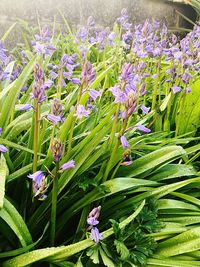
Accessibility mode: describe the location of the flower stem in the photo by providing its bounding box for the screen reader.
[50,161,59,246]
[33,101,40,172]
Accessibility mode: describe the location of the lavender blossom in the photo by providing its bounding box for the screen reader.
[136,124,151,133]
[0,128,2,136]
[0,145,8,153]
[28,170,48,200]
[20,104,33,111]
[120,136,129,148]
[27,171,44,185]
[60,160,75,172]
[109,85,126,104]
[47,114,64,125]
[32,26,56,57]
[75,105,90,119]
[81,62,96,87]
[140,105,150,114]
[89,89,101,101]
[90,227,103,243]
[172,86,182,94]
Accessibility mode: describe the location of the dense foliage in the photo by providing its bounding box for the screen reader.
[0,8,200,267]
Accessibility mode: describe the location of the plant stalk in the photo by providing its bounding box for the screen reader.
[50,161,59,246]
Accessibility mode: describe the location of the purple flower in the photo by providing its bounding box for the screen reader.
[60,160,75,172]
[42,79,53,90]
[51,139,64,162]
[31,85,46,103]
[89,89,101,101]
[120,63,134,83]
[186,86,191,93]
[75,105,90,119]
[172,86,182,94]
[140,105,150,114]
[71,78,80,85]
[0,128,2,136]
[47,114,64,125]
[88,206,101,221]
[0,145,8,153]
[82,62,96,86]
[20,104,33,111]
[120,136,129,148]
[174,51,182,60]
[109,85,126,104]
[27,171,44,185]
[136,124,151,133]
[90,227,103,243]
[87,217,99,226]
[52,98,62,116]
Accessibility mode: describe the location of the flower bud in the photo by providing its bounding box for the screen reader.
[50,138,64,162]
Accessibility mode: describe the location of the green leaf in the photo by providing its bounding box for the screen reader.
[0,154,8,208]
[1,23,17,42]
[114,240,129,260]
[0,56,36,129]
[0,198,32,247]
[3,202,145,267]
[156,226,200,257]
[99,247,115,267]
[176,80,200,135]
[118,146,186,178]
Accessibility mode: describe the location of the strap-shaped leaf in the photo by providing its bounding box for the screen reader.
[0,154,8,208]
[0,198,32,247]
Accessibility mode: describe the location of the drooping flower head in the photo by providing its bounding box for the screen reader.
[28,171,48,200]
[120,135,129,148]
[50,139,64,162]
[75,105,90,119]
[60,160,75,172]
[0,145,8,153]
[90,227,103,243]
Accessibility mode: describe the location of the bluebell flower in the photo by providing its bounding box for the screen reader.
[172,86,182,94]
[90,227,103,243]
[60,160,75,172]
[0,145,8,153]
[75,105,90,119]
[120,136,129,148]
[136,124,151,133]
[20,104,33,111]
[28,171,44,185]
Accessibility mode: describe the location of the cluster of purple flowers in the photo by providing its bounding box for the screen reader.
[87,206,103,243]
[28,159,75,199]
[75,16,116,53]
[32,26,56,57]
[48,53,80,87]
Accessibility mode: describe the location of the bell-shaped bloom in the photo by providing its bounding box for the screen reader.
[136,124,151,133]
[47,114,64,125]
[0,145,8,153]
[120,136,129,148]
[27,171,44,185]
[172,86,182,94]
[90,227,103,243]
[20,104,33,111]
[75,105,90,119]
[60,160,75,172]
